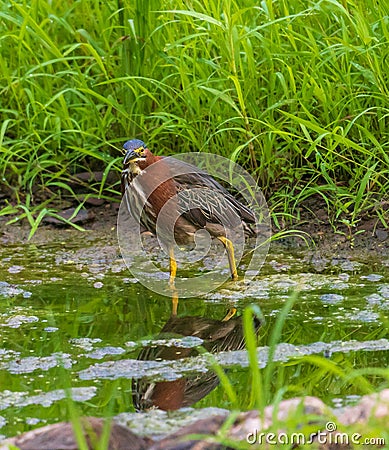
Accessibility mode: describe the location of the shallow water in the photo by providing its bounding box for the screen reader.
[0,236,388,438]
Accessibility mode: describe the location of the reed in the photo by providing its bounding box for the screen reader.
[1,0,387,232]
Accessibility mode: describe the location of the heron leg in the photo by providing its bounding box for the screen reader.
[217,236,238,280]
[169,248,178,315]
[169,247,177,288]
[171,289,178,316]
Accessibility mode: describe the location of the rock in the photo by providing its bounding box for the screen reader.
[375,229,387,242]
[2,391,389,449]
[338,389,389,425]
[1,417,149,450]
[228,396,328,441]
[43,208,94,225]
[148,415,228,450]
[80,196,106,206]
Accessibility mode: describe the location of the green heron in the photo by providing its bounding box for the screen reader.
[132,310,262,411]
[121,139,256,285]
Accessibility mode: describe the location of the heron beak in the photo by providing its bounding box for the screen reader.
[123,147,146,165]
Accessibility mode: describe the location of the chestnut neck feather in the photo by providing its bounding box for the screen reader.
[137,148,160,170]
[136,149,177,214]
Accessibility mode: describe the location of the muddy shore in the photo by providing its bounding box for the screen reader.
[1,197,387,259]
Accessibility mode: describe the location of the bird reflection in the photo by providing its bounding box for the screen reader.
[132,307,262,411]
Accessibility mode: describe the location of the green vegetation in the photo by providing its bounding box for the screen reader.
[1,0,388,232]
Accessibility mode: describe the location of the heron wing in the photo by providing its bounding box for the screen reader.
[168,159,256,226]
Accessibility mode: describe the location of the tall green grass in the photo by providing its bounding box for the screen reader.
[1,0,388,231]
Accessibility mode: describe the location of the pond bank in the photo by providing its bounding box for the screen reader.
[2,389,389,449]
[0,199,387,257]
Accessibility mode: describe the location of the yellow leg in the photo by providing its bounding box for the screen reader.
[168,248,179,315]
[169,248,177,288]
[217,236,238,280]
[222,307,237,322]
[171,289,178,316]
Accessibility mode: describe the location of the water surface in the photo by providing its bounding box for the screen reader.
[0,236,388,438]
